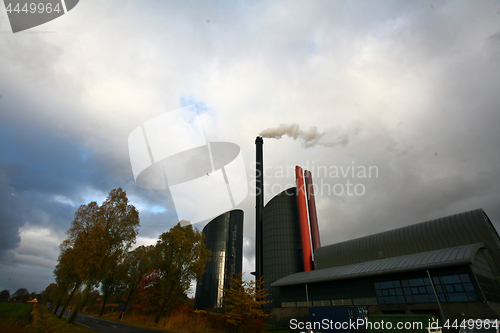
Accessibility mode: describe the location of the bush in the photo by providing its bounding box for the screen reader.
[164,305,230,333]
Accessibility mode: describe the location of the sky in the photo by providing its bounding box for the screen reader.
[1,0,500,296]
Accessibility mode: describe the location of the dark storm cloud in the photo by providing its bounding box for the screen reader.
[0,164,22,259]
[0,105,123,258]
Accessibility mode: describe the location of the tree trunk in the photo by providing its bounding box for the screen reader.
[68,282,92,324]
[53,283,71,315]
[99,289,109,316]
[59,282,80,318]
[118,276,144,320]
[118,288,134,320]
[154,297,168,324]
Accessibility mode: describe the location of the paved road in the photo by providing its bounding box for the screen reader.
[56,308,163,333]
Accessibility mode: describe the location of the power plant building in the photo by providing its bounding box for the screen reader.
[272,208,500,319]
[194,209,243,310]
[253,136,500,322]
[262,187,303,307]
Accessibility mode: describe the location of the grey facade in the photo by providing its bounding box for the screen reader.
[314,209,500,271]
[262,187,304,307]
[272,209,500,323]
[194,209,243,310]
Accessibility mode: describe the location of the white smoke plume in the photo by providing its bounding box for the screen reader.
[259,123,360,148]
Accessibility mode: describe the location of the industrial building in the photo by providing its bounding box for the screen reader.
[255,137,322,307]
[194,209,243,310]
[253,136,500,325]
[272,208,500,319]
[262,187,303,307]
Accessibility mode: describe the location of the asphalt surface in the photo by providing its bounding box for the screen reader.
[55,307,164,333]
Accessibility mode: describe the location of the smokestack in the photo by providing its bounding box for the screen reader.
[255,137,264,282]
[304,170,321,253]
[295,166,313,271]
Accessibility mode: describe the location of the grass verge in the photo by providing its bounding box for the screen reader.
[31,305,95,333]
[0,302,32,332]
[0,302,94,333]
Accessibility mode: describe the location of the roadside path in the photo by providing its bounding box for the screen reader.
[58,309,164,333]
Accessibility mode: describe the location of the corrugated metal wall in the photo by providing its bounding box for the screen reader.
[315,209,500,273]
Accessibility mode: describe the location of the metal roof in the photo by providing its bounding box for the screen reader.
[314,209,500,271]
[271,243,485,287]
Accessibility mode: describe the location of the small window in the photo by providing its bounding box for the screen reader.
[447,292,468,302]
[409,278,425,287]
[381,281,394,289]
[463,283,475,292]
[460,274,471,283]
[441,275,461,284]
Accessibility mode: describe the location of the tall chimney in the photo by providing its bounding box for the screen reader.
[295,166,313,271]
[255,137,264,282]
[305,170,321,253]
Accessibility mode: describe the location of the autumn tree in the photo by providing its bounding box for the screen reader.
[152,222,211,324]
[53,246,82,317]
[130,269,163,314]
[98,271,118,316]
[117,245,154,319]
[60,188,139,324]
[42,283,59,307]
[224,274,270,333]
[98,251,126,317]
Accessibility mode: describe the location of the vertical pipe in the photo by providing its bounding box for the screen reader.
[305,283,309,308]
[427,270,447,332]
[255,137,264,283]
[296,166,313,271]
[304,170,321,252]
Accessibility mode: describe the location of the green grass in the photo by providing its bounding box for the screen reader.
[0,302,32,332]
[0,302,95,333]
[0,302,32,324]
[27,304,95,333]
